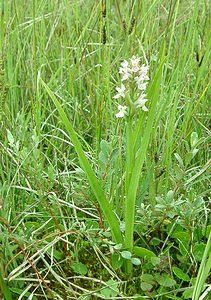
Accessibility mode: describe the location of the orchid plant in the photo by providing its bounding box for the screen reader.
[112,55,152,272]
[42,49,165,273]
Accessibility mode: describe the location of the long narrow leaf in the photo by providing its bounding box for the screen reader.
[41,79,123,244]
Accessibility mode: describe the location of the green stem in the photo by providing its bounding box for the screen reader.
[124,117,135,273]
[125,118,134,191]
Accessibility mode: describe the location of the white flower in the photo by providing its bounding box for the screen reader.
[121,60,129,68]
[113,84,126,99]
[130,55,140,73]
[119,59,132,81]
[135,94,148,111]
[121,71,131,81]
[136,81,148,91]
[138,64,149,80]
[135,64,149,90]
[116,105,128,118]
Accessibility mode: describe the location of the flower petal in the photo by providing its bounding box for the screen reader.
[116,105,128,118]
[142,105,148,111]
[116,111,125,118]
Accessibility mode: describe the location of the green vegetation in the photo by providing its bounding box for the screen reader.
[0,0,210,299]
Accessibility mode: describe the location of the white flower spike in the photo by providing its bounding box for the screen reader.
[114,54,150,116]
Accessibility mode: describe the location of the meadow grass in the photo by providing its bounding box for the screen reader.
[0,0,210,299]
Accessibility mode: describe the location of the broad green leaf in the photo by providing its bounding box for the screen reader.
[121,250,132,260]
[141,274,155,285]
[133,246,157,260]
[151,257,160,266]
[112,253,123,270]
[100,279,119,298]
[183,287,194,299]
[172,231,190,241]
[102,231,112,237]
[172,266,190,281]
[141,282,153,292]
[155,274,176,287]
[7,129,14,144]
[71,262,88,275]
[131,257,141,265]
[150,237,161,246]
[113,243,123,250]
[192,148,199,158]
